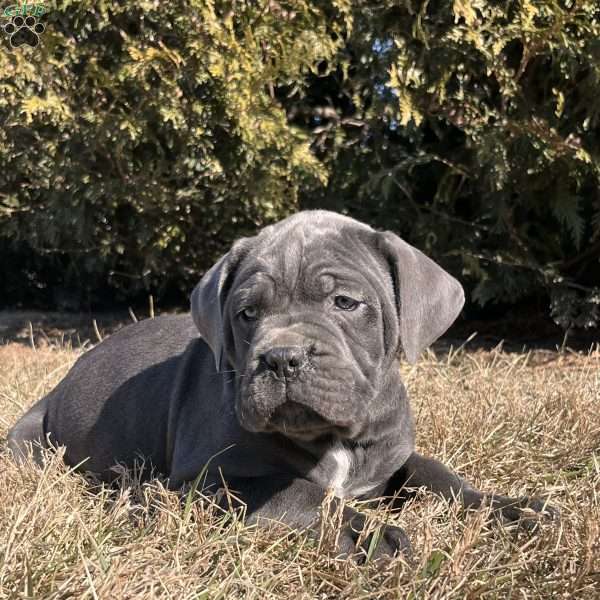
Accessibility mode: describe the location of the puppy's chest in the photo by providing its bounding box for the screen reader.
[311,441,386,499]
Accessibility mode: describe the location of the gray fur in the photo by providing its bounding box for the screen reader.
[7,210,555,561]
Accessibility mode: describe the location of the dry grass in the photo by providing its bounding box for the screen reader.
[0,338,599,599]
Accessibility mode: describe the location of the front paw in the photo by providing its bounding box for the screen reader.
[338,518,412,563]
[491,495,558,530]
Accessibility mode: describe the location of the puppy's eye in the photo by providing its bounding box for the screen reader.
[239,306,258,321]
[334,295,360,311]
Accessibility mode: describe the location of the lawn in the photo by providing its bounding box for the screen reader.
[0,333,598,599]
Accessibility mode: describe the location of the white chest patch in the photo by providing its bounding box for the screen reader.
[326,441,353,497]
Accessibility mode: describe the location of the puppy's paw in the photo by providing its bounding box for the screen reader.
[492,495,558,531]
[338,521,412,563]
[363,523,413,563]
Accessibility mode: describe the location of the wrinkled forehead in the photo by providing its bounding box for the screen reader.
[232,217,387,304]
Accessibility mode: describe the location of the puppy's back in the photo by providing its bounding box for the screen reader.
[10,314,203,479]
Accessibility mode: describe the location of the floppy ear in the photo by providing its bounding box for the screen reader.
[190,240,250,371]
[377,231,465,364]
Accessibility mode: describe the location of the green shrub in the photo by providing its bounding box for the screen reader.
[1,1,599,330]
[0,0,340,306]
[297,0,600,331]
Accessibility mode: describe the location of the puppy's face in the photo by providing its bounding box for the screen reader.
[192,211,464,442]
[225,230,392,440]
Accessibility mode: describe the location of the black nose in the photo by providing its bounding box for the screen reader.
[263,346,307,380]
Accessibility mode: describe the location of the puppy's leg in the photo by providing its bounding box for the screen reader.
[386,452,557,523]
[220,475,411,561]
[7,396,49,466]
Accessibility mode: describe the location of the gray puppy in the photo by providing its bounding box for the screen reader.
[8,210,554,559]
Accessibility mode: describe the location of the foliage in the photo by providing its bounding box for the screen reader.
[1,0,599,330]
[296,0,600,330]
[0,0,342,307]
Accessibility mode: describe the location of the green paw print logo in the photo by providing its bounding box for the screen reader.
[2,2,47,48]
[4,14,44,47]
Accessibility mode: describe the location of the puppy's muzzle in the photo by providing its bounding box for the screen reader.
[263,345,308,381]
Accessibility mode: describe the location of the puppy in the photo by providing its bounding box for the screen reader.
[8,210,555,559]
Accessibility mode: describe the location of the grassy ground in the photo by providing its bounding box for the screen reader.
[0,336,598,599]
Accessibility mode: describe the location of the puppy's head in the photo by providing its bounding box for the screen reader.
[191,210,463,441]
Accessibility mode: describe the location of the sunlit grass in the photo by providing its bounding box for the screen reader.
[1,338,598,598]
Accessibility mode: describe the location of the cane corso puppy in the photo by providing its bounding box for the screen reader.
[8,210,554,560]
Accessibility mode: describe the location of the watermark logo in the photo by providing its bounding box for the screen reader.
[3,1,46,17]
[3,2,47,47]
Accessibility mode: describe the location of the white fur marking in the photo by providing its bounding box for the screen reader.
[328,441,353,497]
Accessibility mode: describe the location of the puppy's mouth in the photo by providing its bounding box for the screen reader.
[237,373,368,440]
[265,401,347,439]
